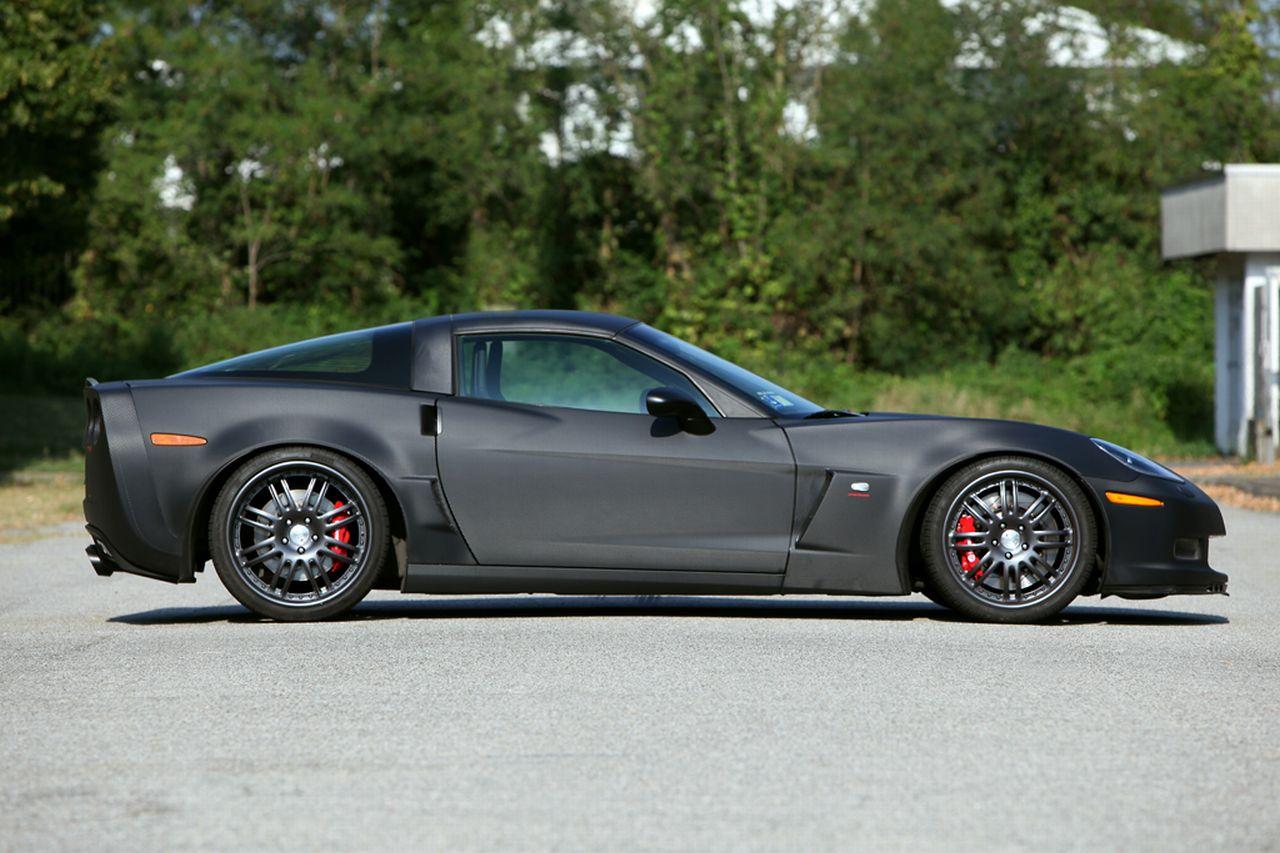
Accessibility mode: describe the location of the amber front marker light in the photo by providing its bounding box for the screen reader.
[150,433,207,447]
[1105,491,1164,507]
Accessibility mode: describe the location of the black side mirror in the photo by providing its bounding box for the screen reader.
[645,387,712,434]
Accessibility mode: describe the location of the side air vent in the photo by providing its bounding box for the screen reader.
[1173,538,1203,561]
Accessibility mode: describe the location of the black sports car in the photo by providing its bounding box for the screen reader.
[83,310,1228,622]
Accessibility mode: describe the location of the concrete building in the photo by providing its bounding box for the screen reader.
[1162,165,1280,461]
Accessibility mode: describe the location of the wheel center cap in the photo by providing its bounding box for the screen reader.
[288,523,311,549]
[1000,529,1023,551]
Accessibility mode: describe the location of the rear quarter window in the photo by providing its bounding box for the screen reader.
[178,322,413,387]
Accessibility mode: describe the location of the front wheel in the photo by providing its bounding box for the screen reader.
[919,456,1097,623]
[209,446,388,621]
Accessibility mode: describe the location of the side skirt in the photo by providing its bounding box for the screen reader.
[403,564,784,596]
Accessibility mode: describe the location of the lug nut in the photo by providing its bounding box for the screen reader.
[1005,552,1012,558]
[1023,543,1029,550]
[296,547,304,554]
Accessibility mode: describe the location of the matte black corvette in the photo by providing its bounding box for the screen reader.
[83,310,1228,622]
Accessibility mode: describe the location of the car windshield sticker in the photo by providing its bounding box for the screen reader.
[757,391,793,408]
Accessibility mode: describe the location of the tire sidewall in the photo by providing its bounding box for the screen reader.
[921,456,1097,623]
[209,446,388,621]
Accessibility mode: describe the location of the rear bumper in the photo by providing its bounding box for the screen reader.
[85,525,181,584]
[1089,475,1229,599]
[83,382,187,583]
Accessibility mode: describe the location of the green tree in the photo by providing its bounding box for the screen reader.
[0,0,116,309]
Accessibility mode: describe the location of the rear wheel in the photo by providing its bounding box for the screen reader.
[920,456,1096,623]
[209,446,388,621]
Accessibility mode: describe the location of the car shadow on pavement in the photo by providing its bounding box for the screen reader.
[109,596,1229,626]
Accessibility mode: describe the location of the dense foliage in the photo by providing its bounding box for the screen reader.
[2,0,1279,454]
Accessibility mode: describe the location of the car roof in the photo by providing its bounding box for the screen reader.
[442,309,640,336]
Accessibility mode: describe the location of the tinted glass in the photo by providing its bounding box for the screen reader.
[627,325,823,417]
[458,334,717,416]
[179,322,413,387]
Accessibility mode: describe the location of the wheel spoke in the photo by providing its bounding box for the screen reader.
[301,477,317,512]
[1021,491,1049,523]
[280,480,298,510]
[325,516,357,533]
[269,559,291,593]
[244,549,278,569]
[238,515,273,532]
[319,547,353,565]
[244,505,277,521]
[1025,554,1052,582]
[304,561,324,596]
[1027,497,1056,525]
[965,551,994,579]
[963,497,995,524]
[320,503,356,521]
[1035,530,1073,551]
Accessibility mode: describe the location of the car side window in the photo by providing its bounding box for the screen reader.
[177,323,413,387]
[457,334,718,417]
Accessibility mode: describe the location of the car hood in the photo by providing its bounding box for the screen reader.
[777,411,1141,483]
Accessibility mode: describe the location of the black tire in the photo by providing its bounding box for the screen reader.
[920,455,1097,623]
[209,446,388,621]
[917,582,949,609]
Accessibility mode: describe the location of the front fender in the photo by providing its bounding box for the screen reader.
[779,415,1134,594]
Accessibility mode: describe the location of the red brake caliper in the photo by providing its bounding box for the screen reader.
[955,514,983,579]
[329,500,351,572]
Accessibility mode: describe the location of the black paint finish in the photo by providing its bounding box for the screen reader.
[82,310,1229,603]
[436,396,795,572]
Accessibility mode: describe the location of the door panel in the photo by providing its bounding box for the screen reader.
[435,397,795,572]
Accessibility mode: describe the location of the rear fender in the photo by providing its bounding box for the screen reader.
[121,380,472,580]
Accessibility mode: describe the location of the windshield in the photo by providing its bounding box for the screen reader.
[629,325,823,417]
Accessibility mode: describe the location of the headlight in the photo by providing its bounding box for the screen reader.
[1091,438,1183,482]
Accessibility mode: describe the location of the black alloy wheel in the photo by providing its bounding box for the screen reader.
[920,455,1097,623]
[209,446,388,621]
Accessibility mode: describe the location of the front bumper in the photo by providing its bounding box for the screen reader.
[1089,475,1229,599]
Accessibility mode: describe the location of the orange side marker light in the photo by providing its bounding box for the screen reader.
[150,433,207,447]
[1105,491,1163,507]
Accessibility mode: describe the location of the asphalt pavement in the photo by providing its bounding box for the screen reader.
[1,508,1277,851]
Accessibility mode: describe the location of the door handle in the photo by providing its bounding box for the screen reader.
[421,404,441,436]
